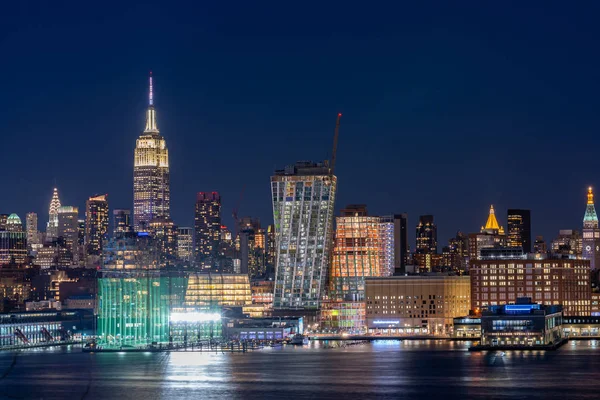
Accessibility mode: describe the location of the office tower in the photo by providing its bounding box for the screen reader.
[380,213,408,275]
[133,72,170,232]
[46,188,61,240]
[507,209,532,253]
[255,228,266,250]
[85,194,109,257]
[0,214,27,265]
[238,217,264,278]
[149,218,178,267]
[177,227,193,263]
[26,213,39,252]
[57,206,79,264]
[415,215,437,254]
[329,205,390,302]
[468,205,507,262]
[271,161,337,309]
[551,229,582,257]
[470,257,591,316]
[194,192,222,264]
[113,209,132,236]
[0,214,8,231]
[5,214,23,232]
[583,187,600,270]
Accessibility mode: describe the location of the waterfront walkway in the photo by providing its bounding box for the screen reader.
[310,335,476,341]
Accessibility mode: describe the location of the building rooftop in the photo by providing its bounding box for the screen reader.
[273,161,331,176]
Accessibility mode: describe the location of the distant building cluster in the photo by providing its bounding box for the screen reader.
[3,74,600,349]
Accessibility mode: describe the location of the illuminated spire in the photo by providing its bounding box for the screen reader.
[46,187,61,240]
[144,71,158,133]
[484,205,500,230]
[49,187,61,216]
[149,71,153,106]
[584,186,598,227]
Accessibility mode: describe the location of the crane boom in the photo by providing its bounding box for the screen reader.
[330,113,342,175]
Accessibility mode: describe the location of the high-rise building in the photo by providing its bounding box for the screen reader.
[271,161,337,309]
[507,209,532,253]
[177,227,193,263]
[415,215,437,254]
[5,214,23,233]
[194,192,222,264]
[26,213,39,253]
[468,205,506,262]
[470,257,591,316]
[380,214,408,275]
[329,205,390,302]
[133,72,170,232]
[46,188,61,241]
[583,187,600,270]
[0,214,8,231]
[238,217,265,278]
[77,219,85,262]
[149,218,178,267]
[85,194,109,257]
[0,214,27,265]
[57,206,79,265]
[113,209,132,237]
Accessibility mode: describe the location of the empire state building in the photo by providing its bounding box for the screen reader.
[133,72,170,232]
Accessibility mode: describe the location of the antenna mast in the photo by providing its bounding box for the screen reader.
[330,113,342,175]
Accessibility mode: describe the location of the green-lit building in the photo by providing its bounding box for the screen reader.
[97,270,222,348]
[97,270,252,348]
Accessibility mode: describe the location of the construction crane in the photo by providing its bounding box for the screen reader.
[330,113,342,175]
[232,185,246,238]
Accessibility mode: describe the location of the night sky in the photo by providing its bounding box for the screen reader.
[2,1,600,248]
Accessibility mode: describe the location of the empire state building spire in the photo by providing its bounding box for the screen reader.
[144,71,158,133]
[134,72,170,231]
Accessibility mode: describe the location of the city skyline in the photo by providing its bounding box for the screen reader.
[3,3,600,249]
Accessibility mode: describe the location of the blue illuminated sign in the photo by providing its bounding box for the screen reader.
[505,304,539,312]
[373,320,400,325]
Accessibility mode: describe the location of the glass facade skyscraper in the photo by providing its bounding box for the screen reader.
[507,209,532,253]
[85,194,109,257]
[194,192,222,264]
[416,214,437,254]
[57,206,79,265]
[133,73,170,232]
[329,205,389,302]
[271,161,337,309]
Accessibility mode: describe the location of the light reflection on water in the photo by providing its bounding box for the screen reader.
[1,340,600,399]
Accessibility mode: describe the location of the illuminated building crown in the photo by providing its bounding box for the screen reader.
[584,186,599,227]
[481,205,505,235]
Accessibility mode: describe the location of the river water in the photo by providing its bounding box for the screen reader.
[1,340,600,399]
